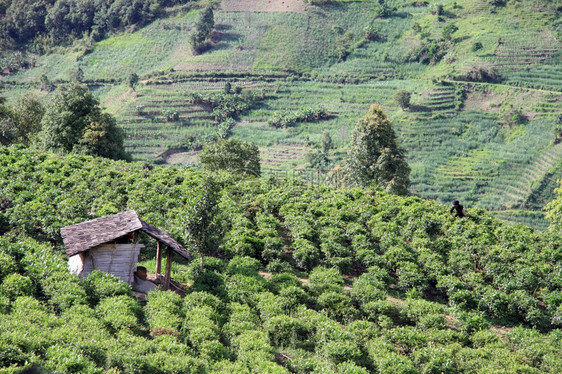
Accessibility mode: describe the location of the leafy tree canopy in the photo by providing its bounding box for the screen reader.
[38,82,130,161]
[0,95,44,146]
[393,90,411,110]
[343,104,410,195]
[198,138,261,177]
[189,6,215,54]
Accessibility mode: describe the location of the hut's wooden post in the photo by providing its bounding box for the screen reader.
[164,247,173,291]
[155,241,162,275]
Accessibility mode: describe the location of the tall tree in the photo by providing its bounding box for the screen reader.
[128,72,139,91]
[0,95,44,146]
[189,6,214,54]
[198,138,261,177]
[38,83,130,160]
[343,104,410,195]
[0,96,12,145]
[185,176,221,270]
[8,95,45,145]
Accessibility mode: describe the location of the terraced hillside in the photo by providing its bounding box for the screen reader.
[1,0,561,228]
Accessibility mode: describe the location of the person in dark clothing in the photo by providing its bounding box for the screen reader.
[450,200,466,218]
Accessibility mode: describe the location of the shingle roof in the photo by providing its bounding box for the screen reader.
[61,210,191,260]
[141,221,191,260]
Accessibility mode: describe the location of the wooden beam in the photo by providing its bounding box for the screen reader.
[164,247,173,291]
[155,241,162,275]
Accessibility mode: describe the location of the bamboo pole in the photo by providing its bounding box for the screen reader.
[164,247,173,291]
[155,241,162,275]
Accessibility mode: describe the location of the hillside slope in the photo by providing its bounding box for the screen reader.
[1,0,561,227]
[1,147,562,373]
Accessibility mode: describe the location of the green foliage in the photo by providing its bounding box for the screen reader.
[471,41,483,52]
[0,147,561,372]
[343,104,410,194]
[185,176,221,268]
[145,290,184,336]
[190,7,215,54]
[81,270,132,306]
[393,90,411,110]
[129,72,139,90]
[0,95,44,146]
[198,138,261,177]
[499,104,526,128]
[308,266,344,296]
[0,252,17,283]
[0,273,34,301]
[442,23,458,41]
[96,294,141,333]
[267,107,330,129]
[38,83,130,160]
[1,0,172,47]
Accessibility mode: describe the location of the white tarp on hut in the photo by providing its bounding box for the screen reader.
[69,243,144,284]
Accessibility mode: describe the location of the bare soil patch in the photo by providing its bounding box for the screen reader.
[463,89,504,113]
[260,144,310,167]
[166,151,198,165]
[221,0,307,13]
[464,88,542,117]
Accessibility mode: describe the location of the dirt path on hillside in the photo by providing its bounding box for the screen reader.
[221,0,307,13]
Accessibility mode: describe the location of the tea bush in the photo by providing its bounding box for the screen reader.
[0,147,562,372]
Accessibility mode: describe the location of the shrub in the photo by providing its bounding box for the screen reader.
[59,304,112,366]
[394,90,411,109]
[162,109,180,122]
[0,294,10,314]
[412,345,458,374]
[264,314,309,348]
[317,291,356,322]
[396,261,428,293]
[231,330,275,367]
[190,269,227,299]
[401,299,445,325]
[226,274,267,305]
[96,295,141,333]
[82,270,131,305]
[145,290,184,336]
[337,361,370,374]
[454,311,490,334]
[267,107,330,129]
[308,266,345,296]
[455,66,502,82]
[41,272,88,312]
[471,41,483,52]
[0,252,17,282]
[318,339,362,365]
[45,344,102,374]
[0,273,34,300]
[223,302,260,339]
[279,286,310,311]
[183,306,221,348]
[362,300,400,323]
[183,291,225,324]
[367,338,418,374]
[293,238,322,270]
[226,256,261,276]
[351,268,388,306]
[268,272,302,293]
[442,23,458,40]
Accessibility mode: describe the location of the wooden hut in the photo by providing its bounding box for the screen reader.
[61,210,191,290]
